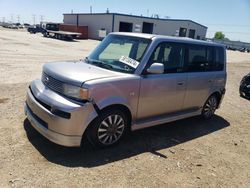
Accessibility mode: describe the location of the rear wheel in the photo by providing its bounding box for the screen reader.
[201,95,218,119]
[87,109,128,148]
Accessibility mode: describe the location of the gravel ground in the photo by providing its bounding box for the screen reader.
[0,27,250,188]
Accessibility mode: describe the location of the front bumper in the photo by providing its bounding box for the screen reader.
[24,79,98,147]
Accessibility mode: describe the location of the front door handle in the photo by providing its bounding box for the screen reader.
[177,82,184,86]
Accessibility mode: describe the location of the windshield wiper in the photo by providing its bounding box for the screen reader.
[85,57,114,70]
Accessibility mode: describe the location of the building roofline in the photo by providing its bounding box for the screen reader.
[63,12,208,29]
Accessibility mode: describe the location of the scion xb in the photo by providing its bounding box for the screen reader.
[24,32,226,147]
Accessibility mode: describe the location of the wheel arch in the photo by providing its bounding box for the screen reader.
[99,104,132,126]
[81,103,132,144]
[94,96,134,125]
[81,103,132,146]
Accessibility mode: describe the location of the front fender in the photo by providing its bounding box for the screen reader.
[95,96,132,113]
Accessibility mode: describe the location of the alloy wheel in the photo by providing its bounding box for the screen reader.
[97,114,125,145]
[203,96,217,118]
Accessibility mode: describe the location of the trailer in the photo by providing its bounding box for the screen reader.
[42,23,82,41]
[43,30,81,40]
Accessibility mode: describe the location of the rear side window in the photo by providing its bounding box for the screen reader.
[187,45,213,72]
[214,47,224,71]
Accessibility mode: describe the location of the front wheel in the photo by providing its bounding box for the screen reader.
[87,109,128,148]
[201,95,218,119]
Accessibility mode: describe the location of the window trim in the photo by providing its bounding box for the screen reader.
[142,42,225,75]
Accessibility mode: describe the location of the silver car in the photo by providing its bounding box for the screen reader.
[24,32,226,147]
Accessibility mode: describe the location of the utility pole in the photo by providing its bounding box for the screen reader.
[10,14,14,23]
[90,6,92,14]
[32,14,36,25]
[1,17,5,23]
[17,15,20,23]
[40,15,44,22]
[147,9,149,17]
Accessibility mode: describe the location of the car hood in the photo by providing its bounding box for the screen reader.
[43,61,123,87]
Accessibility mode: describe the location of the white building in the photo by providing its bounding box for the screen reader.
[63,13,207,40]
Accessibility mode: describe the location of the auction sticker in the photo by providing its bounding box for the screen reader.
[119,56,139,69]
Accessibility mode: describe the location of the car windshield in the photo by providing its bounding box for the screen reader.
[86,35,151,74]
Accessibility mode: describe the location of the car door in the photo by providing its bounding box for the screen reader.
[182,45,216,110]
[137,42,188,120]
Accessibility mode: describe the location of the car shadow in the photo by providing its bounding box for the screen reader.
[23,115,230,168]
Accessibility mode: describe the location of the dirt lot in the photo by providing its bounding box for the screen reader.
[0,27,250,188]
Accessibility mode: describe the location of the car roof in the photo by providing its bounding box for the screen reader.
[111,32,225,47]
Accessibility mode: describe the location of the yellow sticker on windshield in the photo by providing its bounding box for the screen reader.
[119,56,139,69]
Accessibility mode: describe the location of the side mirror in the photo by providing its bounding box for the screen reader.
[147,63,164,74]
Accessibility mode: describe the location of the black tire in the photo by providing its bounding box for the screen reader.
[86,108,128,148]
[58,34,62,40]
[201,95,218,119]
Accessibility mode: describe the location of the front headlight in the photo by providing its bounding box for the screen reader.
[63,84,89,100]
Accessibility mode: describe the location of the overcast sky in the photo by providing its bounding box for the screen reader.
[0,0,250,42]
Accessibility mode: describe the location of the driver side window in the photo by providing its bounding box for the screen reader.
[147,42,185,73]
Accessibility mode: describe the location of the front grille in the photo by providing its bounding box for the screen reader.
[31,82,71,119]
[42,72,64,94]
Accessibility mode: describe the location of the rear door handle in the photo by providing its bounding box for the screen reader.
[177,82,184,86]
